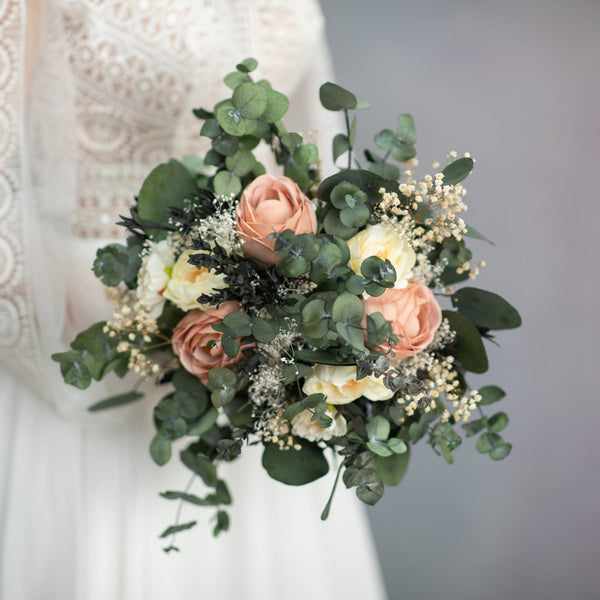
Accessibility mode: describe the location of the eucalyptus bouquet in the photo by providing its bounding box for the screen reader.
[53,59,520,547]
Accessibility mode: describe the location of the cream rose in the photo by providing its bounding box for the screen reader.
[163,250,227,311]
[235,174,317,264]
[291,406,347,442]
[362,282,442,359]
[347,223,416,288]
[302,365,394,405]
[136,239,175,318]
[171,301,248,384]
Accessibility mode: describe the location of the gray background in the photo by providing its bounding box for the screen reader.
[320,1,600,599]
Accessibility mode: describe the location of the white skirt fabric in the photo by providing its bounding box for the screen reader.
[0,368,388,600]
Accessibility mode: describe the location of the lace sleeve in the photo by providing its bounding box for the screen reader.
[0,2,44,391]
[0,1,82,411]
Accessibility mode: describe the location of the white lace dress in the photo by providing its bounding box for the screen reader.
[0,2,387,599]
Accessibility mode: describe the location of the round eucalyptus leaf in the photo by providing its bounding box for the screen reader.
[262,441,329,485]
[375,448,410,485]
[452,287,521,330]
[261,89,289,123]
[319,82,357,111]
[232,82,268,119]
[150,434,172,466]
[213,170,242,197]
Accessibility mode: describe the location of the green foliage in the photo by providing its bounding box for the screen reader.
[262,440,329,485]
[150,433,172,466]
[51,322,126,390]
[136,160,197,231]
[476,432,512,460]
[93,242,141,288]
[478,385,506,406]
[443,310,489,373]
[88,391,144,412]
[442,157,474,185]
[207,367,237,408]
[452,287,522,330]
[375,447,410,485]
[319,82,358,111]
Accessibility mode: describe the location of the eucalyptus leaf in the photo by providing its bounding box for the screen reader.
[150,433,172,466]
[262,440,329,485]
[443,310,489,373]
[452,287,521,330]
[478,385,506,406]
[159,521,197,539]
[319,82,357,111]
[232,82,268,119]
[333,134,350,162]
[441,157,474,185]
[88,391,144,412]
[213,170,242,197]
[375,448,410,485]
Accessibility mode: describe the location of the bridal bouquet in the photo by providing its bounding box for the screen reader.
[53,59,520,547]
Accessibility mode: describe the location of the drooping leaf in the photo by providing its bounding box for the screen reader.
[452,287,521,330]
[443,310,489,373]
[88,391,144,412]
[262,440,329,485]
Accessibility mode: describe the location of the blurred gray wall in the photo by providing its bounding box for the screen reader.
[319,1,600,598]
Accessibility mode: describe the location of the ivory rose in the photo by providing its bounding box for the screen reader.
[291,406,347,442]
[303,365,394,405]
[163,250,227,311]
[347,223,415,287]
[235,174,317,264]
[362,282,442,359]
[172,301,247,384]
[136,239,175,318]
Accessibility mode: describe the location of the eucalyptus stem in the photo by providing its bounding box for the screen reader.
[321,460,344,521]
[344,109,353,170]
[165,474,196,551]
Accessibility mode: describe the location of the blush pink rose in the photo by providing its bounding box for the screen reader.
[235,174,317,264]
[172,301,248,384]
[362,281,442,359]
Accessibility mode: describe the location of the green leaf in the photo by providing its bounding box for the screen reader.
[441,157,474,185]
[136,160,197,225]
[293,143,319,166]
[375,448,410,485]
[396,114,417,145]
[225,149,256,177]
[88,391,144,412]
[150,433,172,466]
[439,439,454,464]
[93,244,132,287]
[200,118,222,138]
[443,310,489,373]
[331,292,364,323]
[478,385,506,406]
[366,440,394,457]
[333,134,350,163]
[52,351,92,389]
[281,363,313,385]
[464,223,494,245]
[159,521,197,538]
[262,440,329,485]
[223,311,252,336]
[366,415,390,441]
[236,57,258,73]
[207,367,237,407]
[224,70,251,89]
[261,89,289,123]
[180,450,218,485]
[463,416,487,437]
[212,133,240,156]
[319,82,358,111]
[452,287,521,330]
[232,82,268,119]
[215,102,257,136]
[302,298,329,338]
[354,468,384,505]
[339,203,370,228]
[488,412,509,433]
[476,432,503,454]
[160,491,216,506]
[222,396,253,427]
[388,438,408,454]
[213,170,242,197]
[250,316,278,343]
[489,442,512,460]
[187,407,219,436]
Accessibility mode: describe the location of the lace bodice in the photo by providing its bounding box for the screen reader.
[62,0,324,238]
[0,0,333,406]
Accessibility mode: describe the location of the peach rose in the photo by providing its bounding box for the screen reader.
[172,301,247,384]
[235,174,317,264]
[362,281,442,359]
